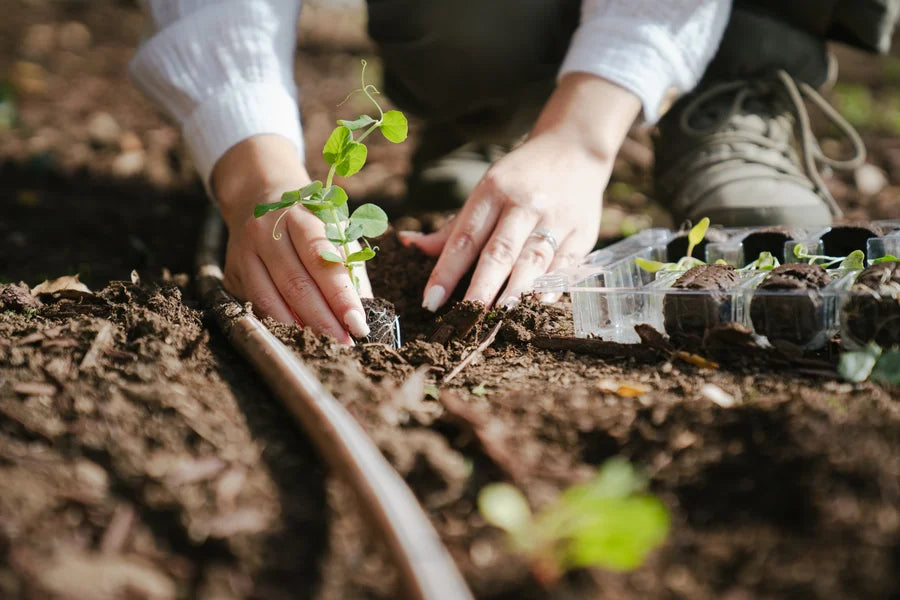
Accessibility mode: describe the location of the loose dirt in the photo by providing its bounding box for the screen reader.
[2,1,899,599]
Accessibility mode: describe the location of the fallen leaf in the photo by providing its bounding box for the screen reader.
[674,351,719,370]
[31,274,91,296]
[596,379,650,397]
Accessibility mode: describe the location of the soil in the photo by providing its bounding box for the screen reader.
[2,2,900,600]
[749,263,833,348]
[663,265,740,348]
[842,260,900,347]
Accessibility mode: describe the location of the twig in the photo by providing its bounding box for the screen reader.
[443,320,503,384]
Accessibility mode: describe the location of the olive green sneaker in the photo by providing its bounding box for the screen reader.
[654,69,866,227]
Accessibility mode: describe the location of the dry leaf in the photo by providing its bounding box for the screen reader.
[596,379,650,397]
[31,274,91,296]
[674,351,719,370]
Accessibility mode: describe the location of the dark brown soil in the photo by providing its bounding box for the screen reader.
[663,264,740,347]
[820,223,886,259]
[2,2,900,600]
[843,260,900,347]
[740,227,793,264]
[750,263,833,347]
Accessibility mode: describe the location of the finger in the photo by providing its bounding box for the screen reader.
[237,254,299,324]
[497,226,566,307]
[421,194,502,312]
[261,232,356,345]
[397,225,451,257]
[537,234,593,304]
[286,212,370,339]
[463,206,540,307]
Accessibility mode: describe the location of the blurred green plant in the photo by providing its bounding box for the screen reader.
[477,458,670,585]
[0,81,16,131]
[839,342,900,385]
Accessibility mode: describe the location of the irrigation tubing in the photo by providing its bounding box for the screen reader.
[194,210,474,600]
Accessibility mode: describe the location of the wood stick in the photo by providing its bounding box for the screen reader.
[443,320,503,384]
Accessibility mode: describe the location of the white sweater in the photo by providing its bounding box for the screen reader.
[130,0,731,187]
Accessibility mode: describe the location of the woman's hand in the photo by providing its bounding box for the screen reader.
[212,135,371,345]
[399,73,642,310]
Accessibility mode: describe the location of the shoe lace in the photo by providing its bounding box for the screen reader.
[678,69,866,217]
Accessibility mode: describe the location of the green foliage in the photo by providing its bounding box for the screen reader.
[253,60,403,291]
[478,458,670,583]
[0,81,15,131]
[839,343,900,385]
[872,255,900,264]
[686,217,709,259]
[793,244,866,269]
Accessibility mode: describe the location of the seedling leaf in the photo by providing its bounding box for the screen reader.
[338,114,376,131]
[838,343,881,382]
[254,198,297,218]
[686,217,709,257]
[478,483,532,533]
[335,141,367,177]
[380,110,408,143]
[635,258,665,273]
[325,223,343,243]
[323,126,351,165]
[312,202,349,224]
[319,250,345,264]
[345,248,376,263]
[840,250,865,270]
[350,204,389,237]
[870,349,900,385]
[563,495,669,571]
[323,185,348,207]
[873,255,900,263]
[297,180,324,199]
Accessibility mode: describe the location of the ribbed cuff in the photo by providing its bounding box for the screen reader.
[559,17,695,123]
[182,82,304,186]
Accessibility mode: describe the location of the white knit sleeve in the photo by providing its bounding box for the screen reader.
[559,0,731,123]
[129,0,303,187]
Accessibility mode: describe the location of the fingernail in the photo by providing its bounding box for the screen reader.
[397,230,423,246]
[541,292,561,304]
[499,296,520,309]
[344,309,370,338]
[422,285,446,312]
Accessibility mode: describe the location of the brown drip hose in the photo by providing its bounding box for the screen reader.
[195,210,473,600]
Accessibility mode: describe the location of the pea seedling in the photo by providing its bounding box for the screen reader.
[253,60,408,290]
[792,244,865,269]
[478,458,669,585]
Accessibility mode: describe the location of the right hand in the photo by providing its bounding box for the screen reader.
[212,134,371,345]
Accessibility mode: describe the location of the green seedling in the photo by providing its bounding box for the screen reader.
[254,60,407,290]
[478,458,669,586]
[635,218,780,274]
[792,244,866,269]
[873,255,900,264]
[635,218,710,273]
[839,342,900,385]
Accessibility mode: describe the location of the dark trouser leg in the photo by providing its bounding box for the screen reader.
[366,0,579,148]
[706,0,900,86]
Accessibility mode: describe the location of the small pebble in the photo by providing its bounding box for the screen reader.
[660,362,673,374]
[112,150,146,177]
[699,383,736,408]
[87,112,121,147]
[58,21,92,52]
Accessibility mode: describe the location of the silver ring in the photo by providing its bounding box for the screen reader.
[530,227,559,252]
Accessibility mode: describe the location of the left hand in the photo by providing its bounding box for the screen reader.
[399,73,642,310]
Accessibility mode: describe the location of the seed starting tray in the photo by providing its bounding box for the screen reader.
[531,222,900,349]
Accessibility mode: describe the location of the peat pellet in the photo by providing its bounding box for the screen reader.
[663,264,739,346]
[820,223,885,260]
[749,263,832,347]
[741,227,793,264]
[842,261,900,348]
[360,297,401,348]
